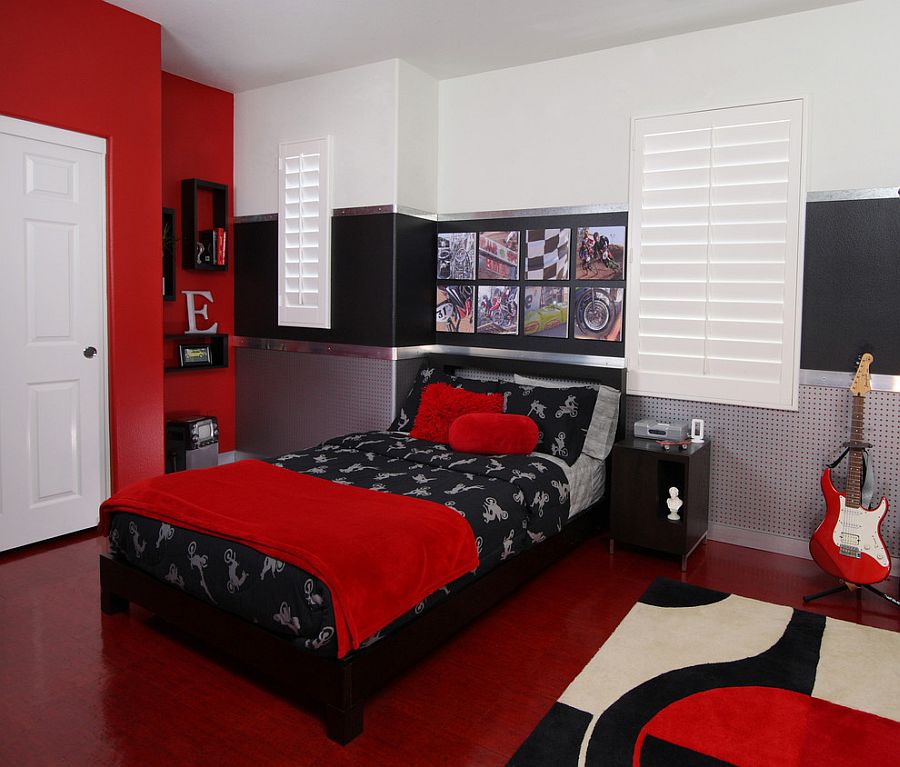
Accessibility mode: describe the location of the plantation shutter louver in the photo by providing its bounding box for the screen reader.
[278,136,332,328]
[626,99,806,409]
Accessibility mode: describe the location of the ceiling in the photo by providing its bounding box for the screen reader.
[107,0,857,92]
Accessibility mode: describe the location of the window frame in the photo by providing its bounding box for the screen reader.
[625,98,808,410]
[277,135,333,329]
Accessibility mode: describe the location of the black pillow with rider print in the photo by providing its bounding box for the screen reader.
[499,382,598,465]
[389,364,500,432]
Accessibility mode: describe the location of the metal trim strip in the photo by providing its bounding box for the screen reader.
[421,344,626,368]
[398,205,438,221]
[233,213,278,224]
[800,369,900,392]
[234,340,900,389]
[233,336,404,360]
[333,205,394,217]
[438,203,628,221]
[235,189,897,226]
[807,188,900,202]
[233,337,626,367]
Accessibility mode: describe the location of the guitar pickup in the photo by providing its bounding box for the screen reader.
[840,532,860,546]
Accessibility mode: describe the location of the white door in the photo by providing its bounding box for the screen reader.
[0,116,108,552]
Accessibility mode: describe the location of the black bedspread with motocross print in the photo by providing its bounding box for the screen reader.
[107,430,571,657]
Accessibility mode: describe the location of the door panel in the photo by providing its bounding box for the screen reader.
[0,116,107,551]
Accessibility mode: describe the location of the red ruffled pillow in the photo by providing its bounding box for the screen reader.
[449,413,539,455]
[410,383,504,444]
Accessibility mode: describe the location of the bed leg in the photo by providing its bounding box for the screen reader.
[100,588,129,615]
[325,701,364,745]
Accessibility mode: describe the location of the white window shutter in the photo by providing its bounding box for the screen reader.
[626,100,806,409]
[278,136,332,328]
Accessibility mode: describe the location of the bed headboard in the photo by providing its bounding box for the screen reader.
[427,353,627,442]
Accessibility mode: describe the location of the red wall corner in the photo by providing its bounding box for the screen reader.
[1,0,164,490]
[162,73,236,452]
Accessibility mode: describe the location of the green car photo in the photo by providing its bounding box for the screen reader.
[524,287,569,338]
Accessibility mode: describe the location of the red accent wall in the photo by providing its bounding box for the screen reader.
[161,73,235,452]
[0,0,163,490]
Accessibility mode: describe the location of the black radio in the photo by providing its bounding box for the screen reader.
[165,416,219,472]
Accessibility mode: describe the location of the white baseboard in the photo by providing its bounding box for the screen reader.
[709,523,899,578]
[218,450,237,464]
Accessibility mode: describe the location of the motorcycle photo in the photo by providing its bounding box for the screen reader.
[435,285,474,333]
[573,287,622,341]
[436,233,475,280]
[575,226,625,281]
[477,285,519,334]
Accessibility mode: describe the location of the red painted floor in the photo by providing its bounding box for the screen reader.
[0,531,897,766]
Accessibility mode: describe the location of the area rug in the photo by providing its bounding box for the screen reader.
[509,578,900,766]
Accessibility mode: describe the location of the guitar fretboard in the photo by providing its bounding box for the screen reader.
[847,395,865,508]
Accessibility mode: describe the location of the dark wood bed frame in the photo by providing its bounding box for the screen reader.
[99,353,626,744]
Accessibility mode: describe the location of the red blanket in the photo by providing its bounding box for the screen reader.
[100,460,479,657]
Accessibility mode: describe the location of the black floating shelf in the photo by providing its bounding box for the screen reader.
[164,333,229,372]
[182,178,229,271]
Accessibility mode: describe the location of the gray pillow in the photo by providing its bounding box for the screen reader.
[514,374,620,461]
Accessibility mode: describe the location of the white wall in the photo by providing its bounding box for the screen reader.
[438,0,900,213]
[234,60,398,215]
[396,60,438,213]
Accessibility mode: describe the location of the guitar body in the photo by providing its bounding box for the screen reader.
[809,469,891,585]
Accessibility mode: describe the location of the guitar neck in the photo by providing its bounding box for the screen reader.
[847,395,865,507]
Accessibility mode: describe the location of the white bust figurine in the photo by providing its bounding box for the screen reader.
[666,487,683,521]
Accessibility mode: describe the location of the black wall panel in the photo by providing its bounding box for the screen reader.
[801,197,900,375]
[395,214,438,346]
[436,212,628,357]
[235,197,900,374]
[235,213,435,347]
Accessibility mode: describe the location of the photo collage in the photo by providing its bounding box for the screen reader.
[435,226,625,342]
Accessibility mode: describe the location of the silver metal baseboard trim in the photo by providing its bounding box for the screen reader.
[234,339,900,386]
[708,523,899,577]
[807,188,900,202]
[232,336,410,360]
[422,344,626,368]
[233,336,626,367]
[398,205,438,221]
[800,369,900,392]
[231,449,267,462]
[236,188,898,226]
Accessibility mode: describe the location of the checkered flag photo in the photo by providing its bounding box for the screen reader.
[526,229,570,280]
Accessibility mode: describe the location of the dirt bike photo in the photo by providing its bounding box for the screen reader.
[477,286,519,335]
[575,226,625,280]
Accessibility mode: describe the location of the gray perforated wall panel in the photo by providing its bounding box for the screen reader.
[626,386,900,557]
[235,349,395,457]
[395,357,424,412]
[235,348,898,563]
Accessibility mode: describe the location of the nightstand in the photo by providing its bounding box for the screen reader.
[609,437,711,571]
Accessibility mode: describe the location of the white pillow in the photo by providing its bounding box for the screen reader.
[514,374,620,461]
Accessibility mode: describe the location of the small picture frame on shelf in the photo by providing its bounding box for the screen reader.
[179,344,213,367]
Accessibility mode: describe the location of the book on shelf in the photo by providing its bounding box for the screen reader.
[215,226,226,266]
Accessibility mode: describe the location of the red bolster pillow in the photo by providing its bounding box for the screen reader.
[449,413,539,455]
[410,383,504,444]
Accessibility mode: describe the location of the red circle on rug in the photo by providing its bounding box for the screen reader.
[635,685,900,766]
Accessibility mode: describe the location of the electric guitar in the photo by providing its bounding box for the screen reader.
[809,354,891,585]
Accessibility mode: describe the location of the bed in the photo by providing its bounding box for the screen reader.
[99,354,626,743]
